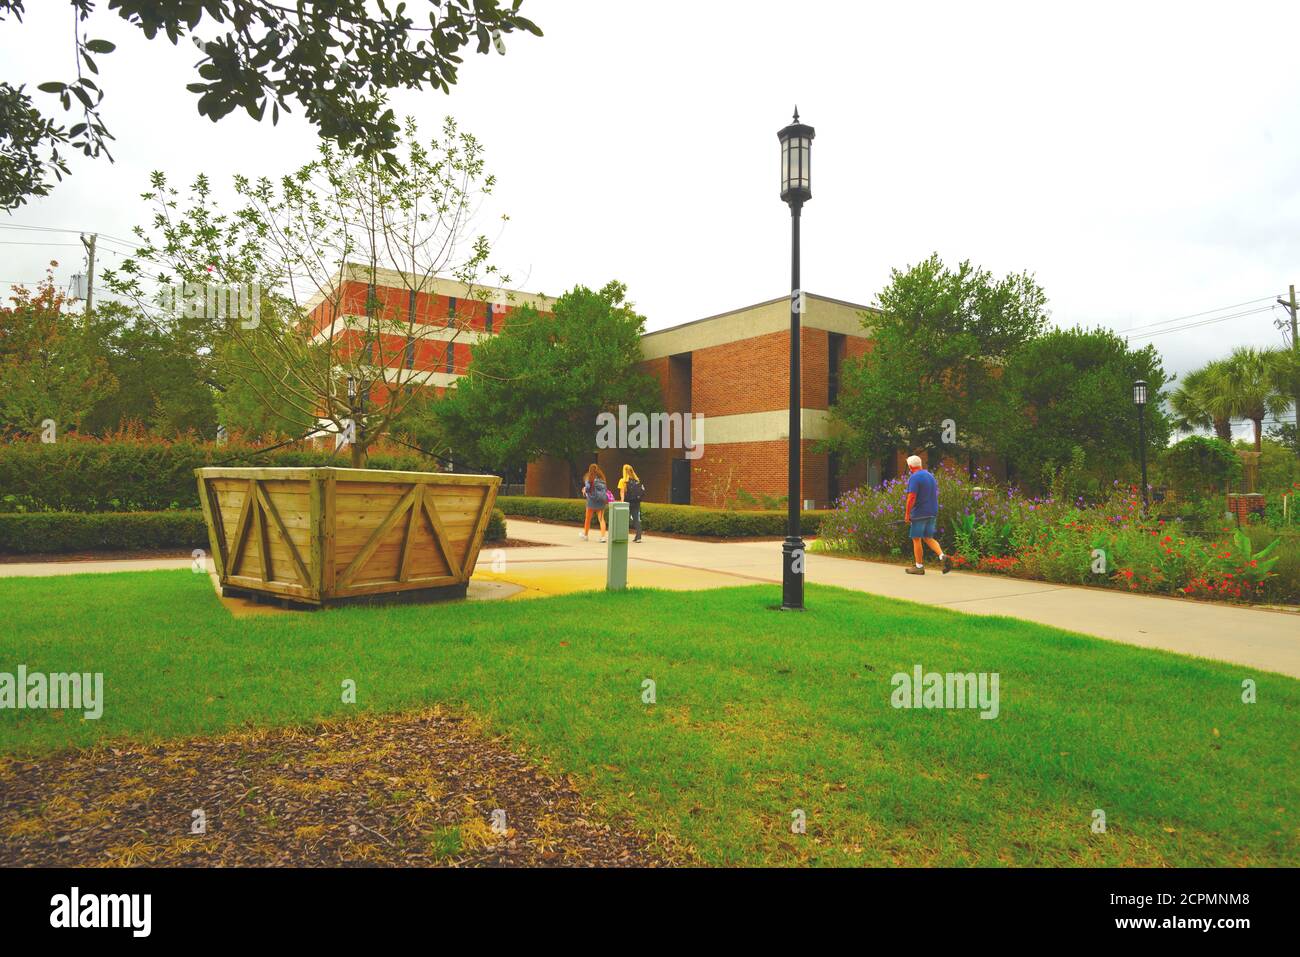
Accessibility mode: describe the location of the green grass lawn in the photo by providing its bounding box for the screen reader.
[1,570,1296,866]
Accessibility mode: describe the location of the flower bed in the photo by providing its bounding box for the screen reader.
[818,466,1295,605]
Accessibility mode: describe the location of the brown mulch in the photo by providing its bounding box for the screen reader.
[0,709,676,867]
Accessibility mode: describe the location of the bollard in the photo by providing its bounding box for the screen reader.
[607,501,630,591]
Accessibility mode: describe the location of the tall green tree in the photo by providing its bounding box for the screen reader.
[827,254,1049,470]
[0,271,116,436]
[1213,347,1291,452]
[996,326,1171,490]
[0,0,542,209]
[1169,361,1233,442]
[81,300,218,436]
[429,281,660,479]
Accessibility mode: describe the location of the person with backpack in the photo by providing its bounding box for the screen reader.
[619,464,645,543]
[580,463,610,542]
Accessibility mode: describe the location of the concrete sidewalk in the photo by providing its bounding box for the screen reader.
[492,519,1300,679]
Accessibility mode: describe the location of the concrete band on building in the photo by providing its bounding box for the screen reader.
[307,265,953,509]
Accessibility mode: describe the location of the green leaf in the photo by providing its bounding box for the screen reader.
[84,39,116,54]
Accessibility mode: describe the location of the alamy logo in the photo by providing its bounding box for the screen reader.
[155,280,261,328]
[50,887,151,937]
[0,666,103,719]
[595,404,704,459]
[890,664,1000,719]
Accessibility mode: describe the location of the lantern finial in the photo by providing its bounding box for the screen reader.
[793,106,799,123]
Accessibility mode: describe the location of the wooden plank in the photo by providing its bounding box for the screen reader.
[461,478,500,579]
[308,473,325,600]
[226,480,256,578]
[335,574,461,598]
[195,474,226,579]
[421,490,462,581]
[336,485,418,590]
[398,485,422,583]
[322,473,337,597]
[253,481,271,583]
[256,482,311,587]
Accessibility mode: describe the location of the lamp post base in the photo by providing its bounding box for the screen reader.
[781,536,805,610]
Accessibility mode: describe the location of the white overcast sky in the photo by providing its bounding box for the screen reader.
[3,0,1299,392]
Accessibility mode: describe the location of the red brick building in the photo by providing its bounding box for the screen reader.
[525,293,886,508]
[303,265,556,409]
[310,269,904,508]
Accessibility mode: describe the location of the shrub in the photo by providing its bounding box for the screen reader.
[819,465,1063,558]
[820,470,1297,605]
[0,511,208,554]
[1158,436,1240,498]
[0,434,442,513]
[497,496,823,538]
[484,508,506,543]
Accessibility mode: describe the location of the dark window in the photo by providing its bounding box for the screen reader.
[828,451,840,504]
[485,302,494,333]
[447,296,457,328]
[445,344,454,375]
[405,335,415,369]
[828,332,845,405]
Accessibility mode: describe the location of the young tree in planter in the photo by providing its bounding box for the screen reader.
[826,254,1048,471]
[428,281,661,482]
[104,116,508,466]
[0,268,116,436]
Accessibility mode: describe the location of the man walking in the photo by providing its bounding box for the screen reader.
[903,455,952,575]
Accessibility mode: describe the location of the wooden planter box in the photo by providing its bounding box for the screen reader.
[195,467,500,607]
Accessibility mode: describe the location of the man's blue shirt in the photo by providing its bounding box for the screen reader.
[906,469,938,519]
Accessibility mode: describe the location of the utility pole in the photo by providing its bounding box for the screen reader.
[79,232,97,319]
[1278,284,1300,459]
[1291,284,1299,459]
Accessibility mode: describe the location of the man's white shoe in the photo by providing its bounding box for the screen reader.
[579,533,588,540]
[599,536,607,543]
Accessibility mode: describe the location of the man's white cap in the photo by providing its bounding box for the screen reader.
[906,455,923,469]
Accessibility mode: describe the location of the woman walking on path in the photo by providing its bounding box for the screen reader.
[618,464,645,543]
[580,464,610,542]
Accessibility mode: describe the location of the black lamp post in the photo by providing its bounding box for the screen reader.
[1132,379,1149,511]
[778,108,814,611]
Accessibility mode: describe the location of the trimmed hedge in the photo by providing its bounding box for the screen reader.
[0,436,440,513]
[497,495,824,538]
[0,511,208,554]
[0,506,506,555]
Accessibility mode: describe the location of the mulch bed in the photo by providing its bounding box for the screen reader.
[0,709,675,867]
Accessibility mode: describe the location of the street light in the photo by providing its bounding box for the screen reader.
[778,108,814,611]
[1132,379,1149,511]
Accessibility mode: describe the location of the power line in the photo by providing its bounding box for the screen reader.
[1126,305,1275,341]
[0,240,83,247]
[1119,295,1277,335]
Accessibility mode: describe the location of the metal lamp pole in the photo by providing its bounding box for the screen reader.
[1133,379,1149,511]
[778,109,815,610]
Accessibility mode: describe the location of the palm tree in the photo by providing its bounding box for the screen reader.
[1213,347,1291,452]
[1169,361,1233,442]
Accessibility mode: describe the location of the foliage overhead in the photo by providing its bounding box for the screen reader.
[0,0,541,209]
